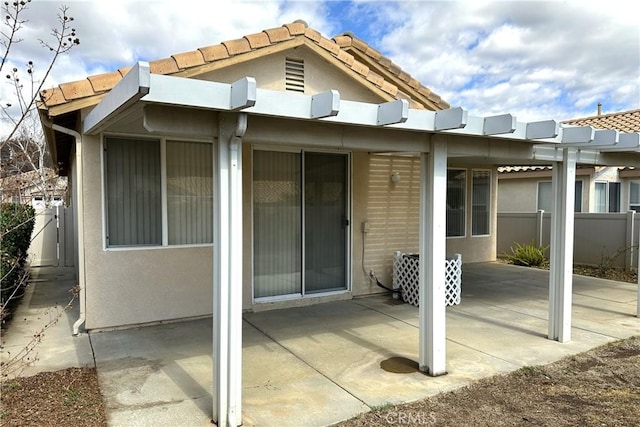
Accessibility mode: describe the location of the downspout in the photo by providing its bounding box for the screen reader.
[44,120,86,335]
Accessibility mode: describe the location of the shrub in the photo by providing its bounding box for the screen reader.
[1,203,36,316]
[505,241,549,267]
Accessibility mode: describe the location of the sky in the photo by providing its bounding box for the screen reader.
[2,0,639,131]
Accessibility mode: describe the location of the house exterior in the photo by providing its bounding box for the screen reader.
[498,109,640,213]
[497,165,622,213]
[37,20,506,332]
[37,21,640,426]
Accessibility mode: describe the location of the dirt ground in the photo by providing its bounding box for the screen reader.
[0,367,107,426]
[338,336,640,427]
[0,265,638,427]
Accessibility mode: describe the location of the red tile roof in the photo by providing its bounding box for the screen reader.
[39,20,450,114]
[563,109,640,133]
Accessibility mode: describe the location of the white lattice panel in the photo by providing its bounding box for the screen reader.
[392,252,462,307]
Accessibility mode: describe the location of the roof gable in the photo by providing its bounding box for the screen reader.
[39,20,450,116]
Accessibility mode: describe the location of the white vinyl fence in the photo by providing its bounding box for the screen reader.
[29,205,75,267]
[498,210,638,269]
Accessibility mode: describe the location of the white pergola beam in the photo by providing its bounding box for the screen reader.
[526,120,559,140]
[311,90,340,118]
[83,61,151,134]
[593,129,619,144]
[419,138,447,376]
[483,113,517,135]
[561,126,595,144]
[598,133,640,152]
[556,128,618,148]
[230,77,256,110]
[434,107,467,130]
[549,148,576,343]
[377,99,409,125]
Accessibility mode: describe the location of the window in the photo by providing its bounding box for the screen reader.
[446,169,466,237]
[166,141,213,244]
[594,182,607,213]
[105,137,213,247]
[472,170,491,236]
[595,181,621,213]
[537,180,583,212]
[105,137,162,246]
[609,182,621,212]
[630,182,640,212]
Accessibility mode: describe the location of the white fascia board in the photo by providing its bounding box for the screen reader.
[83,61,151,134]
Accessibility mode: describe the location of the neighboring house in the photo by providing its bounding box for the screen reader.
[36,21,640,426]
[0,168,67,205]
[498,165,621,213]
[498,108,640,213]
[565,108,640,213]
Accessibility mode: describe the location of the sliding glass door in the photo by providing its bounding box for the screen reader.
[253,149,348,299]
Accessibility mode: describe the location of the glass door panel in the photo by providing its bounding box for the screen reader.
[253,150,302,297]
[304,152,348,293]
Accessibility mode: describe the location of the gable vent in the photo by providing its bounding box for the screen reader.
[285,58,305,93]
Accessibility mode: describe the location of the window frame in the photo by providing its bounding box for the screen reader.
[471,169,491,237]
[629,181,640,212]
[594,181,608,213]
[446,168,467,238]
[102,133,215,250]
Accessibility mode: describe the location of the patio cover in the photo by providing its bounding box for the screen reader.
[80,61,640,426]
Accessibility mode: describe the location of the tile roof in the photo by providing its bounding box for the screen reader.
[39,20,450,115]
[334,32,448,111]
[562,108,640,133]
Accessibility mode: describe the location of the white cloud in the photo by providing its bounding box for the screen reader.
[374,0,639,121]
[2,0,638,136]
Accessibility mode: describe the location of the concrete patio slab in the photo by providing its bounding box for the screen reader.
[2,262,638,426]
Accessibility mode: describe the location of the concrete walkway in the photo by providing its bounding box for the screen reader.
[1,263,638,426]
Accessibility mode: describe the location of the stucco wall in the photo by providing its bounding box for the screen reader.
[199,46,385,103]
[80,132,214,330]
[497,178,540,212]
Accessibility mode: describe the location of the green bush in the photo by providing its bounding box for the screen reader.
[1,203,36,309]
[505,241,549,267]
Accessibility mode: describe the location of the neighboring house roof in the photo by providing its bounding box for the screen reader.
[498,108,640,173]
[497,165,597,179]
[39,20,450,117]
[562,108,640,133]
[497,166,552,173]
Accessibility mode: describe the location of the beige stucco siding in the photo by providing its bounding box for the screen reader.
[497,178,540,212]
[80,132,214,330]
[498,176,589,213]
[198,46,385,104]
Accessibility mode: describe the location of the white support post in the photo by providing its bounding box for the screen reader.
[548,148,576,342]
[213,113,245,427]
[418,136,448,376]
